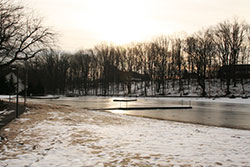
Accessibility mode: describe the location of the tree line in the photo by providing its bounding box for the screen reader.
[1,1,250,97]
[24,19,250,96]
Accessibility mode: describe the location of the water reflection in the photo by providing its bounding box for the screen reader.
[30,97,250,130]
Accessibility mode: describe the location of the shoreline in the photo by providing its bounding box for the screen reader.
[1,102,250,166]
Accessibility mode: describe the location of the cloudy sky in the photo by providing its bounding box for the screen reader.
[23,0,250,52]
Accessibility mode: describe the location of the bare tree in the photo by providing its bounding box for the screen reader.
[185,30,215,96]
[0,0,54,69]
[214,19,250,93]
[57,52,70,94]
[152,36,170,95]
[171,38,184,94]
[72,51,91,95]
[94,43,111,95]
[133,43,149,96]
[184,37,196,89]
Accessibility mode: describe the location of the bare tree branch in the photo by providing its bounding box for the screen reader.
[0,0,55,69]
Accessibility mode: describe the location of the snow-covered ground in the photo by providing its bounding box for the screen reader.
[154,96,250,104]
[1,103,250,166]
[0,95,17,99]
[83,79,250,97]
[0,109,14,115]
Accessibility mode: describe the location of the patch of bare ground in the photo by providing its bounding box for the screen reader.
[0,103,74,159]
[103,153,177,167]
[0,102,131,161]
[70,131,100,146]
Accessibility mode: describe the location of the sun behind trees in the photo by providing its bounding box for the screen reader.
[0,0,249,97]
[24,18,250,97]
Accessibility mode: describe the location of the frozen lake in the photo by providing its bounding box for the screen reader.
[30,96,250,130]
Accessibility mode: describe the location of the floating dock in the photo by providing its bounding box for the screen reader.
[92,106,192,111]
[29,96,60,99]
[113,99,137,102]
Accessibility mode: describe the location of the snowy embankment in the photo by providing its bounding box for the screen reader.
[156,96,250,104]
[1,103,250,166]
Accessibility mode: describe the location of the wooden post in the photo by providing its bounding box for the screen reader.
[16,67,19,118]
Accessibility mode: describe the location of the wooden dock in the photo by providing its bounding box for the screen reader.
[92,106,192,111]
[113,99,137,102]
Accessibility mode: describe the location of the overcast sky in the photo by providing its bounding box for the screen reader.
[23,0,250,52]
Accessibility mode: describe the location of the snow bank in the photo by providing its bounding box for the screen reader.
[152,97,250,104]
